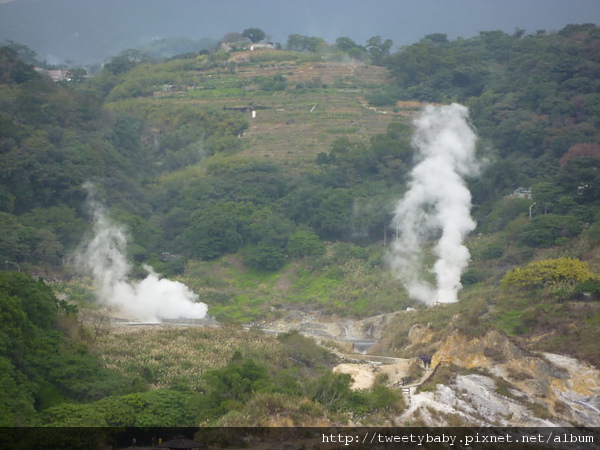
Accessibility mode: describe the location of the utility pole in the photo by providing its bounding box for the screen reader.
[529,202,536,219]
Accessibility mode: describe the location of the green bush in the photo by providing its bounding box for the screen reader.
[479,240,504,260]
[572,279,600,301]
[521,214,582,247]
[587,221,600,243]
[364,382,405,414]
[332,242,368,262]
[197,358,274,419]
[287,229,326,258]
[244,243,286,271]
[365,89,397,107]
[311,372,362,412]
[255,74,287,91]
[42,390,197,426]
[277,330,337,369]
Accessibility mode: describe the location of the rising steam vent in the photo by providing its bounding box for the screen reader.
[74,185,208,322]
[388,103,481,305]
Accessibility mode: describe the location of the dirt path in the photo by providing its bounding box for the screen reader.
[333,358,414,389]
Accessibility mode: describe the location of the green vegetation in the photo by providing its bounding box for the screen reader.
[1,271,407,426]
[0,272,140,425]
[42,390,197,426]
[1,24,600,426]
[181,243,412,322]
[501,257,599,292]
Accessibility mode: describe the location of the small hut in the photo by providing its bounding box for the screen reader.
[156,436,207,450]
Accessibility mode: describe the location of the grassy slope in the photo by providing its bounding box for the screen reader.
[182,245,414,323]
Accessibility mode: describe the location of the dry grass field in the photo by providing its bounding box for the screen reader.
[91,324,282,390]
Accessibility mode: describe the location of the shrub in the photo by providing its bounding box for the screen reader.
[571,278,600,301]
[364,382,405,414]
[287,229,326,258]
[520,214,582,247]
[365,90,397,107]
[277,330,337,369]
[43,390,197,426]
[244,243,286,271]
[214,392,326,427]
[501,257,598,291]
[198,358,275,419]
[331,242,368,262]
[480,241,504,260]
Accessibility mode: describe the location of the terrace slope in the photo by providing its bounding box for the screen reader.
[150,51,415,164]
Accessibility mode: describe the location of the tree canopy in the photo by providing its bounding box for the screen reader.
[242,28,266,43]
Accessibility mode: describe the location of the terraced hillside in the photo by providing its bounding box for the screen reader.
[151,50,420,164]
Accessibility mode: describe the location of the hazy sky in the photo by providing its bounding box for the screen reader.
[1,0,599,64]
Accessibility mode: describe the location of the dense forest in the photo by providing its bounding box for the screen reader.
[1,23,599,427]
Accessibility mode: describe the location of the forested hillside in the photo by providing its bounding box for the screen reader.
[0,271,142,425]
[2,25,599,278]
[384,25,600,214]
[0,24,599,428]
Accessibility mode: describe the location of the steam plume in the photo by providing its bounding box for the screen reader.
[388,103,479,305]
[75,186,207,321]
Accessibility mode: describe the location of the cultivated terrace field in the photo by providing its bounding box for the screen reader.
[110,49,410,165]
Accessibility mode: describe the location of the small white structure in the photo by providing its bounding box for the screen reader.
[250,43,275,51]
[512,187,532,199]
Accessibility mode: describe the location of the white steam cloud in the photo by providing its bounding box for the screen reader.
[388,103,480,306]
[75,187,207,321]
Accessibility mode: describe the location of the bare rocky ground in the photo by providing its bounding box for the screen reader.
[260,311,600,427]
[258,309,402,343]
[259,310,424,389]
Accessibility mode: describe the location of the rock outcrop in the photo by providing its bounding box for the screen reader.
[401,330,600,426]
[261,311,599,426]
